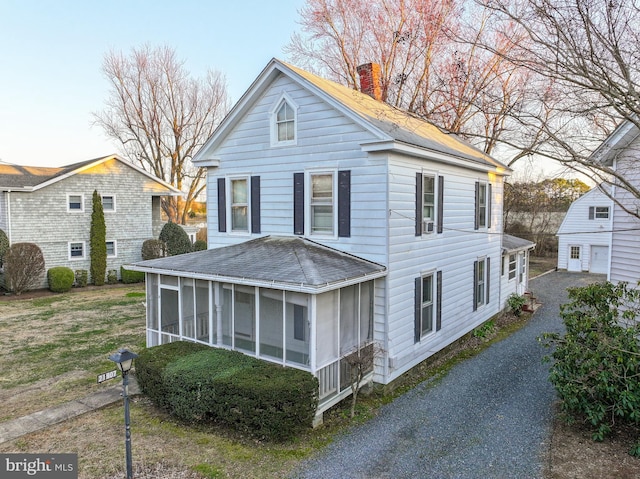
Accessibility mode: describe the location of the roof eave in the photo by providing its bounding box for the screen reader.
[124,264,387,294]
[361,140,512,175]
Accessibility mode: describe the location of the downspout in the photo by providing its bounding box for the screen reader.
[7,191,11,243]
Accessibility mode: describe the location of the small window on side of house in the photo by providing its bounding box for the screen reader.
[595,206,609,219]
[102,195,115,212]
[68,194,83,212]
[106,241,117,258]
[271,95,297,147]
[69,242,85,260]
[508,254,517,280]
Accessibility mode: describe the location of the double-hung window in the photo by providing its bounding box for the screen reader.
[102,195,115,212]
[231,178,249,232]
[293,170,351,237]
[217,176,261,234]
[414,271,443,342]
[67,194,83,212]
[508,254,517,280]
[415,172,444,235]
[310,173,334,235]
[106,240,117,258]
[473,257,491,310]
[474,181,492,230]
[589,206,610,219]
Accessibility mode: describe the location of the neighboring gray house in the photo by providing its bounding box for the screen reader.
[556,186,612,274]
[590,119,640,284]
[0,155,181,287]
[129,59,532,419]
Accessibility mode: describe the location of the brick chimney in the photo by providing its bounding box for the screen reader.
[357,63,382,101]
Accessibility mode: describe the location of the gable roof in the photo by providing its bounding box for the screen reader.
[127,236,387,294]
[0,155,182,194]
[194,59,510,175]
[589,118,640,166]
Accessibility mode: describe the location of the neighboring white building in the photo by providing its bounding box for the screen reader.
[556,186,612,273]
[129,59,533,419]
[590,119,640,284]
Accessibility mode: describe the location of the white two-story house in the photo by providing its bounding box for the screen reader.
[129,59,523,418]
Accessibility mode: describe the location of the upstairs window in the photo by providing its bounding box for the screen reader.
[310,173,334,235]
[271,94,298,147]
[416,173,444,235]
[67,194,83,212]
[217,176,261,234]
[589,206,610,219]
[231,178,249,232]
[102,195,115,212]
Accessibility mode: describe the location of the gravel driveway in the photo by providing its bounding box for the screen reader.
[291,271,602,479]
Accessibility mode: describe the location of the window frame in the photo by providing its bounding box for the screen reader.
[106,240,117,258]
[270,93,298,147]
[229,177,250,233]
[419,273,435,338]
[508,253,517,280]
[67,193,84,212]
[595,206,609,219]
[68,241,85,260]
[101,194,116,212]
[476,182,488,229]
[307,170,337,237]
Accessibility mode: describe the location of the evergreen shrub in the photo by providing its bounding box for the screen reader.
[141,239,166,260]
[121,266,145,284]
[47,266,74,293]
[159,222,192,256]
[4,242,45,294]
[193,239,207,251]
[75,270,88,287]
[107,269,118,284]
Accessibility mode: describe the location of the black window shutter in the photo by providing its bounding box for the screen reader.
[588,206,595,220]
[251,176,261,234]
[487,183,492,229]
[436,270,442,331]
[293,172,305,235]
[217,178,226,233]
[474,181,479,230]
[473,260,478,311]
[437,176,444,234]
[414,277,422,343]
[338,170,351,237]
[486,257,491,305]
[416,172,423,236]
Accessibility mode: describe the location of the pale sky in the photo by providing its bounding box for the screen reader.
[0,0,306,167]
[0,0,577,180]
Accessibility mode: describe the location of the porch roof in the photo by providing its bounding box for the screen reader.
[127,236,387,293]
[502,234,536,254]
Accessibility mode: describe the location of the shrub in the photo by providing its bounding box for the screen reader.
[159,222,192,256]
[193,239,207,251]
[195,227,207,243]
[90,190,107,286]
[47,266,74,293]
[541,281,640,455]
[3,243,45,294]
[141,238,166,260]
[107,269,118,284]
[137,342,318,440]
[0,229,9,268]
[164,349,318,440]
[135,341,211,411]
[121,266,145,284]
[75,269,88,287]
[506,293,527,316]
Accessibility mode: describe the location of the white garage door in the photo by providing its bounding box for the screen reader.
[590,246,609,274]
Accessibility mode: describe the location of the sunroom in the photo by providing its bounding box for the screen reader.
[127,236,387,416]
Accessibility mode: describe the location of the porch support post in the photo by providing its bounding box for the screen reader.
[215,284,223,346]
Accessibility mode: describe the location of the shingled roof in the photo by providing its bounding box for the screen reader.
[129,236,387,293]
[0,155,180,193]
[502,234,536,253]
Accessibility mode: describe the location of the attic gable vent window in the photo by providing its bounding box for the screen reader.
[270,94,298,147]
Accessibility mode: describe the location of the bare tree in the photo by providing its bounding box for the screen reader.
[484,0,640,216]
[343,342,384,418]
[94,45,231,224]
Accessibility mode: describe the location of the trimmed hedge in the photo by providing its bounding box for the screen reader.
[136,342,318,440]
[159,222,192,256]
[193,239,207,251]
[121,266,145,284]
[141,239,166,260]
[47,266,75,293]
